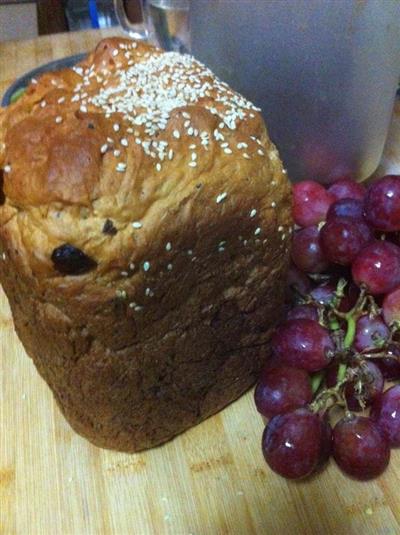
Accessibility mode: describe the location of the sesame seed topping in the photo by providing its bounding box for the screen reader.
[283,169,287,174]
[55,116,62,124]
[114,149,121,157]
[254,227,261,235]
[156,162,162,171]
[132,221,142,229]
[143,261,151,271]
[250,209,257,218]
[243,153,250,159]
[129,263,135,271]
[3,165,11,173]
[257,149,264,156]
[282,234,286,240]
[72,47,259,165]
[116,162,127,172]
[216,192,227,204]
[167,263,173,271]
[121,138,129,147]
[278,225,284,232]
[224,148,233,154]
[134,305,143,312]
[80,105,88,113]
[187,249,193,255]
[121,271,129,277]
[191,152,197,160]
[271,201,276,208]
[188,161,197,168]
[57,96,65,104]
[165,242,172,251]
[40,100,47,108]
[116,289,127,299]
[168,149,174,160]
[189,144,196,149]
[100,144,108,154]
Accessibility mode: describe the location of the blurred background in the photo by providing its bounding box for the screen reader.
[0,0,142,41]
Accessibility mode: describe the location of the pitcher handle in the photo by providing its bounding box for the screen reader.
[113,0,148,40]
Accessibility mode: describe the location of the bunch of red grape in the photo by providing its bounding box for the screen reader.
[256,175,400,480]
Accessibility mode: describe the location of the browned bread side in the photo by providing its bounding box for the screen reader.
[0,37,292,452]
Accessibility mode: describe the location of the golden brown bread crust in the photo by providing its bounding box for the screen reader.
[0,37,292,452]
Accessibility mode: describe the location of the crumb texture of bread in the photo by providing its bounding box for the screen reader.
[0,37,292,452]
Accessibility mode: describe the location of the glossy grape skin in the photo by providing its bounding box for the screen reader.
[320,217,373,265]
[262,408,324,479]
[371,385,400,446]
[382,286,400,326]
[319,416,333,467]
[310,284,335,306]
[354,315,390,352]
[254,366,312,419]
[293,180,335,227]
[344,361,384,411]
[364,175,400,231]
[352,241,400,295]
[332,415,390,480]
[272,319,334,372]
[328,178,365,201]
[291,226,329,273]
[327,198,364,221]
[287,304,319,321]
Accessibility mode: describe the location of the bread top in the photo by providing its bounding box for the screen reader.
[0,37,290,289]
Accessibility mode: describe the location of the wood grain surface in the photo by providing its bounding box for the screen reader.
[1,29,400,535]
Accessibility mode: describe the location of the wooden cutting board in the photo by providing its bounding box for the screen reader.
[1,29,400,535]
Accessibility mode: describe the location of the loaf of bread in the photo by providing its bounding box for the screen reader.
[0,37,291,452]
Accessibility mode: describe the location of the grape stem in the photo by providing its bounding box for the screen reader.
[311,371,324,394]
[344,316,356,349]
[310,366,348,413]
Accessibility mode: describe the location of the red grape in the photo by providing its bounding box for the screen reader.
[310,283,336,306]
[352,241,400,294]
[262,408,324,479]
[344,361,384,411]
[375,358,400,380]
[254,366,312,419]
[354,315,390,352]
[382,286,400,326]
[291,226,329,273]
[327,198,364,221]
[293,180,334,227]
[272,319,334,372]
[332,415,390,480]
[328,178,365,201]
[320,217,373,265]
[364,175,400,231]
[287,304,319,321]
[319,416,333,466]
[371,385,400,447]
[373,346,400,380]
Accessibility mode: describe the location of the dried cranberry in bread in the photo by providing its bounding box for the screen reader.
[0,38,291,452]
